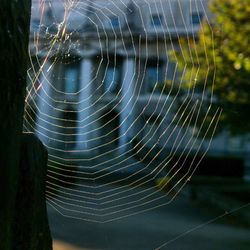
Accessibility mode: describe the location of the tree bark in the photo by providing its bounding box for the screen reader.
[13,133,52,250]
[0,1,52,249]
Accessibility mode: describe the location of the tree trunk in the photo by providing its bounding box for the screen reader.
[13,133,52,250]
[0,1,52,249]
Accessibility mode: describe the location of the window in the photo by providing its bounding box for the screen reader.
[64,65,79,94]
[109,16,120,29]
[103,56,122,94]
[106,16,122,30]
[104,67,119,93]
[144,59,164,93]
[151,14,163,27]
[30,19,40,32]
[191,12,203,25]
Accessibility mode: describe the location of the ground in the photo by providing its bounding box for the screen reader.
[48,182,250,250]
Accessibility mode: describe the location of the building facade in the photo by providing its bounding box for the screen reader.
[25,0,249,177]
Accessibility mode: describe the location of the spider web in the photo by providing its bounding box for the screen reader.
[24,0,221,226]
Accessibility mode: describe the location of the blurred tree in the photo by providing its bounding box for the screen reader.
[171,0,250,136]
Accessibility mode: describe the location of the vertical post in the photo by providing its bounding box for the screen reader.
[118,57,136,153]
[0,0,31,249]
[0,1,52,249]
[76,57,93,150]
[14,133,52,250]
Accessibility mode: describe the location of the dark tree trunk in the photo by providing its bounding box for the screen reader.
[13,133,52,250]
[0,1,52,249]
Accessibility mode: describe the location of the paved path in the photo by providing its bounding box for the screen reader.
[48,184,250,250]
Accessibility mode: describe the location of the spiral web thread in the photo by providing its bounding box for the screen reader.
[24,0,221,224]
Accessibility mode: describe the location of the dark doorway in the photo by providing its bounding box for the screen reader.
[99,110,119,153]
[61,108,77,150]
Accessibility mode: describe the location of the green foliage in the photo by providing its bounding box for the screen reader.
[172,0,250,135]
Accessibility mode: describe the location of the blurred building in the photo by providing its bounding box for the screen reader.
[25,0,249,177]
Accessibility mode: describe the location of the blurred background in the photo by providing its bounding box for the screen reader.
[24,0,250,249]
